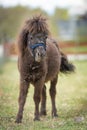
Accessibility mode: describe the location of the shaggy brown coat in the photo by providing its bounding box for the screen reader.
[15,16,75,123]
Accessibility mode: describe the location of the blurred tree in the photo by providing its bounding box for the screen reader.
[0,6,30,43]
[0,6,67,43]
[51,8,69,38]
[0,6,48,44]
[54,8,69,21]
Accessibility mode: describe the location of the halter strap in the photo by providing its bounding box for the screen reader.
[29,43,46,51]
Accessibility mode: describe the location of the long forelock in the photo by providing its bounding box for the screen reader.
[25,16,50,35]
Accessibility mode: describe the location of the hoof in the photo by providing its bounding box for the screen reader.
[40,111,47,116]
[34,117,40,121]
[52,114,58,118]
[15,119,22,123]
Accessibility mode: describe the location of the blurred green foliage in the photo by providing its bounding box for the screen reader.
[0,5,69,43]
[0,6,48,43]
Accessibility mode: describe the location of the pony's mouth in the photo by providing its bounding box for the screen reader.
[29,43,46,62]
[35,53,42,62]
[34,47,46,62]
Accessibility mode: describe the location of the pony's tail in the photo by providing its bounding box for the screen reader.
[60,52,75,74]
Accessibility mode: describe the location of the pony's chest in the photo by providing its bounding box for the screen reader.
[28,64,45,82]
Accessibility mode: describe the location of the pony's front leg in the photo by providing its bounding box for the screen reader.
[33,78,44,121]
[40,85,47,116]
[15,79,29,123]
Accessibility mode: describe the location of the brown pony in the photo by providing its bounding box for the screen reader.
[15,16,75,123]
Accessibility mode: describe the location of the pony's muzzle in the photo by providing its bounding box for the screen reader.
[34,46,46,62]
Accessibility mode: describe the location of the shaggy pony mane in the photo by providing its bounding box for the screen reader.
[24,16,50,35]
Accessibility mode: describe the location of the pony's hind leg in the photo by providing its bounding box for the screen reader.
[49,76,58,117]
[40,85,47,116]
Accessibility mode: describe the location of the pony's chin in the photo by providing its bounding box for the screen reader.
[35,55,46,62]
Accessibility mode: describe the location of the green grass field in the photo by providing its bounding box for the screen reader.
[0,60,87,130]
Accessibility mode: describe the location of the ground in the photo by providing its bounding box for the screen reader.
[0,60,87,130]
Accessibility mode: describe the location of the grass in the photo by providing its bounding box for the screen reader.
[0,60,87,130]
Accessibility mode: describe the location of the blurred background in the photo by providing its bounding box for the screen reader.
[0,0,87,62]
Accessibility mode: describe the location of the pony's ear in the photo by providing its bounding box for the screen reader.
[18,28,28,56]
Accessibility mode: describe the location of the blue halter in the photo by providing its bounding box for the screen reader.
[29,43,46,51]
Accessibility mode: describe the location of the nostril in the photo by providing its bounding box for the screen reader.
[38,52,40,56]
[37,51,41,57]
